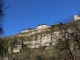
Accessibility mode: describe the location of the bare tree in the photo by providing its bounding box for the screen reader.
[57,23,75,60]
[0,0,5,60]
[0,0,4,35]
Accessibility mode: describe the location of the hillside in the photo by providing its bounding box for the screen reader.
[0,19,80,60]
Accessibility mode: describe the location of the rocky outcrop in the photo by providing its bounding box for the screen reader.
[22,31,62,48]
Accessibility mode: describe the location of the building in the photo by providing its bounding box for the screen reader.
[74,15,80,21]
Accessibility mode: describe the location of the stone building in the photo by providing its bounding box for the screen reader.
[74,15,80,21]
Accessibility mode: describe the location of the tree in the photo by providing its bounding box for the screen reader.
[71,22,80,49]
[60,24,75,60]
[0,0,5,60]
[0,38,9,60]
[19,36,28,52]
[0,0,4,35]
[51,22,75,60]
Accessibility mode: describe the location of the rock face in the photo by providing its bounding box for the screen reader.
[14,24,63,49]
[13,45,21,53]
[22,31,62,48]
[13,16,78,50]
[8,15,80,53]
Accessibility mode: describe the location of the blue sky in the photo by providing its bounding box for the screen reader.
[3,0,80,36]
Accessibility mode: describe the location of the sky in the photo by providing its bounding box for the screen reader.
[3,0,80,36]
